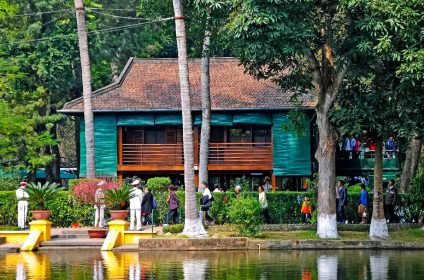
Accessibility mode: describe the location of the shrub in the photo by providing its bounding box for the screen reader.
[163,223,184,234]
[227,197,262,237]
[0,173,21,191]
[147,177,172,192]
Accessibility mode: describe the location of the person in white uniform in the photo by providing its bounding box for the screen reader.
[129,179,143,230]
[94,181,106,228]
[16,181,29,229]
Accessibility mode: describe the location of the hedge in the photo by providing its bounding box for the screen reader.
[0,191,419,227]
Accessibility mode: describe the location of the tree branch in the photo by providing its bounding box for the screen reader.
[307,50,323,105]
[325,59,350,110]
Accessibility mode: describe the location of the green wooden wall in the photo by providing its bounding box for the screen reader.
[80,115,117,177]
[272,113,312,176]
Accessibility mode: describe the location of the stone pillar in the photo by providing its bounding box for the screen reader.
[29,220,53,241]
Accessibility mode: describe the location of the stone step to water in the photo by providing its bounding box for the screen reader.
[0,243,21,252]
[112,244,138,252]
[39,238,104,248]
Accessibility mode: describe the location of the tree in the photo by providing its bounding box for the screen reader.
[400,136,422,192]
[332,0,424,238]
[75,0,96,178]
[230,0,352,238]
[172,0,207,237]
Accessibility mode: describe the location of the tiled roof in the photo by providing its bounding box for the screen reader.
[61,58,316,113]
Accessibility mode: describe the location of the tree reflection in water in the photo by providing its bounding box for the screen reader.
[370,255,389,280]
[318,255,338,280]
[183,259,207,280]
[2,249,424,279]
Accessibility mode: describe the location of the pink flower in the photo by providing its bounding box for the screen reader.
[72,179,119,205]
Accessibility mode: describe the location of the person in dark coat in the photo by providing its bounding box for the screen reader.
[141,187,153,225]
[167,185,179,224]
[385,179,398,223]
[336,180,348,223]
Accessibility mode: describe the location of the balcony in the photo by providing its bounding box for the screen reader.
[119,142,273,171]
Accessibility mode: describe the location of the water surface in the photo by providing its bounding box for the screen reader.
[1,249,423,279]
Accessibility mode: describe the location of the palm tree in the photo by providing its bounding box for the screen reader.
[74,0,95,178]
[198,9,212,186]
[172,0,207,237]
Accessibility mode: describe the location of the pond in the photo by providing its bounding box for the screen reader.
[1,249,424,279]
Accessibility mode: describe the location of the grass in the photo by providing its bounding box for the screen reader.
[208,228,424,242]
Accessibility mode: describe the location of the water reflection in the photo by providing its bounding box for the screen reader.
[317,255,338,280]
[1,249,424,279]
[370,255,389,280]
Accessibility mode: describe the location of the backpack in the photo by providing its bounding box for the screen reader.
[152,197,157,209]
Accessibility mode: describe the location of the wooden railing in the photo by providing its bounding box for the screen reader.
[208,142,272,166]
[121,142,272,167]
[122,144,183,166]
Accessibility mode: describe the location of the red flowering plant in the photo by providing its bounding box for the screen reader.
[72,179,119,205]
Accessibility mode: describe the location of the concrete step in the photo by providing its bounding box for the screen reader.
[0,243,21,252]
[113,244,138,252]
[40,238,104,247]
[37,246,101,251]
[51,234,90,239]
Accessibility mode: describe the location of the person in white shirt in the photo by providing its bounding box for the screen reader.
[200,182,214,225]
[258,185,270,224]
[94,181,106,228]
[16,181,29,229]
[129,179,143,230]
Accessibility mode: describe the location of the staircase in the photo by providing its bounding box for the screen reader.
[38,228,104,251]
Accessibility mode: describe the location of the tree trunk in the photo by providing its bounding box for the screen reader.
[75,0,95,178]
[172,0,207,237]
[400,136,422,192]
[369,140,389,239]
[198,11,212,187]
[45,124,61,183]
[315,110,338,238]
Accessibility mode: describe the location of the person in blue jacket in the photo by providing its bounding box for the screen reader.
[358,184,369,224]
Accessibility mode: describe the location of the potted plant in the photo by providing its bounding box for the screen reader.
[105,185,135,220]
[25,182,64,220]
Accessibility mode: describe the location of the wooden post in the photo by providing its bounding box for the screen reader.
[272,174,277,192]
[118,127,123,165]
[194,172,199,188]
[194,127,199,165]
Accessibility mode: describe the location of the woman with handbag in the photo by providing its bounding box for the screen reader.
[167,185,179,224]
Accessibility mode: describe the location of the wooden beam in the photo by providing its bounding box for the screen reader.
[118,165,184,172]
[208,165,272,171]
[272,174,277,192]
[194,172,199,188]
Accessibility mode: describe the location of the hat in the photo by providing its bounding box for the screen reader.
[131,179,140,186]
[97,181,106,187]
[20,181,27,186]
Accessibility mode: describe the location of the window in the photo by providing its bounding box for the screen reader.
[253,128,271,143]
[229,127,252,143]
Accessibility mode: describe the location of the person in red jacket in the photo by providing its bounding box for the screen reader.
[301,196,312,223]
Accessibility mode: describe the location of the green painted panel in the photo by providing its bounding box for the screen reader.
[233,113,272,125]
[194,114,233,126]
[155,114,182,125]
[272,113,311,176]
[117,115,154,126]
[80,115,117,177]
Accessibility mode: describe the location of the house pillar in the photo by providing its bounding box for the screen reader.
[272,174,277,192]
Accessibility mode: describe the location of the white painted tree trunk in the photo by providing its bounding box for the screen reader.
[369,141,389,239]
[75,0,95,178]
[316,111,338,238]
[172,0,207,237]
[198,12,212,187]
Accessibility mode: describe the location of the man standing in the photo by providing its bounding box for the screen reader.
[129,179,143,230]
[16,181,29,229]
[94,181,106,228]
[385,179,398,223]
[336,180,348,224]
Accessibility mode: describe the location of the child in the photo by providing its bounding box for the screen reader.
[301,196,312,223]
